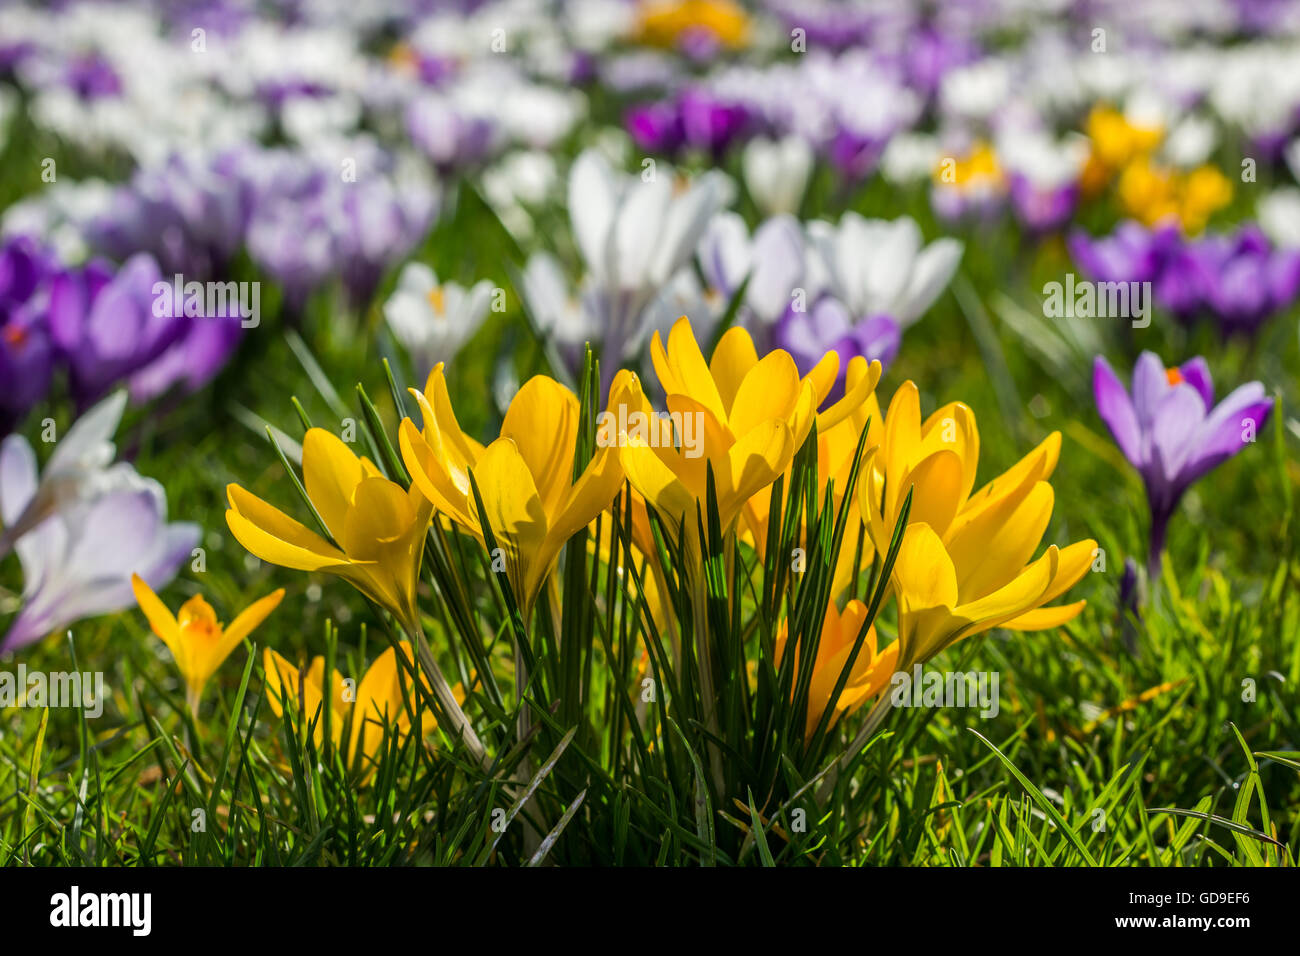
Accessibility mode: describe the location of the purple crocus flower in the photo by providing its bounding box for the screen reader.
[405,96,500,173]
[1182,225,1300,336]
[63,52,122,100]
[826,129,888,183]
[0,236,59,433]
[903,25,980,99]
[678,88,750,157]
[1093,352,1273,575]
[1008,175,1078,234]
[47,254,187,411]
[128,311,245,404]
[627,90,750,158]
[86,150,256,279]
[1073,222,1300,336]
[627,101,685,155]
[775,297,900,400]
[1069,221,1198,320]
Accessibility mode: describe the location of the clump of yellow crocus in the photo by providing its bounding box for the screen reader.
[776,599,898,740]
[1117,158,1232,234]
[399,366,623,615]
[225,428,432,634]
[1080,105,1163,196]
[612,317,877,542]
[263,643,437,775]
[859,381,1096,671]
[131,574,284,715]
[636,0,749,50]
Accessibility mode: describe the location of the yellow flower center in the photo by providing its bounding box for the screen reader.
[427,286,446,316]
[177,594,223,645]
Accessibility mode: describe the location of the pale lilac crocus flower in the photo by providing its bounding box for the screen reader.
[1093,352,1273,576]
[0,393,198,651]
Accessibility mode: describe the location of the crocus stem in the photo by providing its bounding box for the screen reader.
[1147,512,1168,582]
[816,694,892,802]
[689,559,726,796]
[406,617,490,769]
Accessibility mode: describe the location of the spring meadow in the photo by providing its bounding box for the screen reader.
[0,0,1298,890]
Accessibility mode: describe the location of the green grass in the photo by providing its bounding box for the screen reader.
[1,108,1298,868]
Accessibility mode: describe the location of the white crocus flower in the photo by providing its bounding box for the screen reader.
[997,129,1090,189]
[643,268,723,345]
[1161,115,1217,169]
[1258,187,1300,250]
[1286,138,1300,183]
[881,132,942,185]
[519,252,598,347]
[805,213,963,328]
[566,148,729,361]
[742,135,814,217]
[384,263,493,378]
[697,212,805,326]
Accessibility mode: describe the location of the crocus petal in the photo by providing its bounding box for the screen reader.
[569,151,618,280]
[1181,386,1273,484]
[727,350,802,439]
[897,237,963,325]
[226,484,350,571]
[0,434,38,526]
[1093,355,1142,466]
[45,389,126,475]
[652,317,727,424]
[1001,600,1087,631]
[953,544,1059,640]
[947,481,1055,601]
[130,573,181,659]
[500,376,579,518]
[708,325,760,413]
[302,428,365,540]
[215,588,285,664]
[1177,357,1214,409]
[1149,384,1208,483]
[1130,351,1169,431]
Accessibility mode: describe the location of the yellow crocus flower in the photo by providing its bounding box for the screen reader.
[1081,105,1163,195]
[131,574,283,715]
[636,0,749,50]
[776,598,898,740]
[744,356,883,597]
[262,643,438,775]
[225,429,433,634]
[612,317,876,540]
[933,140,1005,191]
[860,382,1096,670]
[1118,158,1232,234]
[399,366,624,615]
